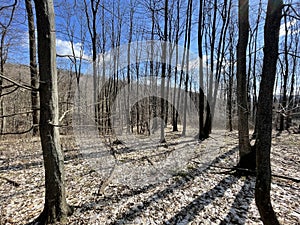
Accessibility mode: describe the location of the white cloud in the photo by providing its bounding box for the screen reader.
[279,19,299,37]
[56,38,90,60]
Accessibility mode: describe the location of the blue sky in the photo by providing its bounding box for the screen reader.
[3,0,299,78]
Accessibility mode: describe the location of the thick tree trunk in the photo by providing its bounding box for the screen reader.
[255,0,282,224]
[25,0,39,136]
[237,0,255,170]
[33,0,72,223]
[198,0,207,139]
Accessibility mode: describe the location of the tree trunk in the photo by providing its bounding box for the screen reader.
[171,0,180,133]
[160,0,168,143]
[227,20,235,132]
[126,0,133,133]
[198,0,207,139]
[279,10,289,131]
[251,1,262,138]
[83,0,100,125]
[182,0,193,137]
[32,0,72,223]
[255,0,282,224]
[25,0,39,136]
[237,0,255,170]
[288,34,298,109]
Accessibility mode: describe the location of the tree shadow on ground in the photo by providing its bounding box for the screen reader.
[108,161,256,225]
[165,176,256,225]
[219,176,255,224]
[78,146,243,224]
[160,174,240,225]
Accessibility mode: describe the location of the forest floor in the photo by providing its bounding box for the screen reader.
[0,129,299,225]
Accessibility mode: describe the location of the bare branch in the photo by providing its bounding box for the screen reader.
[0,86,19,97]
[0,124,38,135]
[0,110,40,119]
[56,53,90,61]
[0,0,17,29]
[283,4,300,19]
[278,51,300,58]
[59,107,73,122]
[0,0,17,12]
[0,73,37,91]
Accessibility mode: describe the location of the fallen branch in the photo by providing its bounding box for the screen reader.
[0,175,20,187]
[208,165,300,183]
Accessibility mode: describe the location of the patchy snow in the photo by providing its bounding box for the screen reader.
[0,130,299,224]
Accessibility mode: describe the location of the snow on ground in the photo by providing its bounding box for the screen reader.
[0,130,299,224]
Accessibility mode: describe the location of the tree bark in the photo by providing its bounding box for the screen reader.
[160,0,168,143]
[198,0,207,139]
[126,0,133,134]
[279,10,289,131]
[237,0,254,169]
[255,0,282,224]
[25,0,39,136]
[227,18,235,132]
[33,0,72,223]
[182,0,193,137]
[84,0,100,124]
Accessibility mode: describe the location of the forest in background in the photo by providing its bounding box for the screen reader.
[0,0,299,136]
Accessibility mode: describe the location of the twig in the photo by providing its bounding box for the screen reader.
[0,1,17,11]
[209,165,300,183]
[59,107,73,122]
[0,175,20,187]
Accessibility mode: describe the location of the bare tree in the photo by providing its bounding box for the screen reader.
[126,0,134,133]
[25,0,39,136]
[160,0,168,143]
[226,16,236,132]
[0,0,17,134]
[277,5,300,131]
[31,0,72,223]
[182,0,193,137]
[198,0,207,139]
[255,0,283,224]
[249,0,263,138]
[171,0,181,132]
[83,0,101,123]
[278,9,290,131]
[236,0,254,169]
